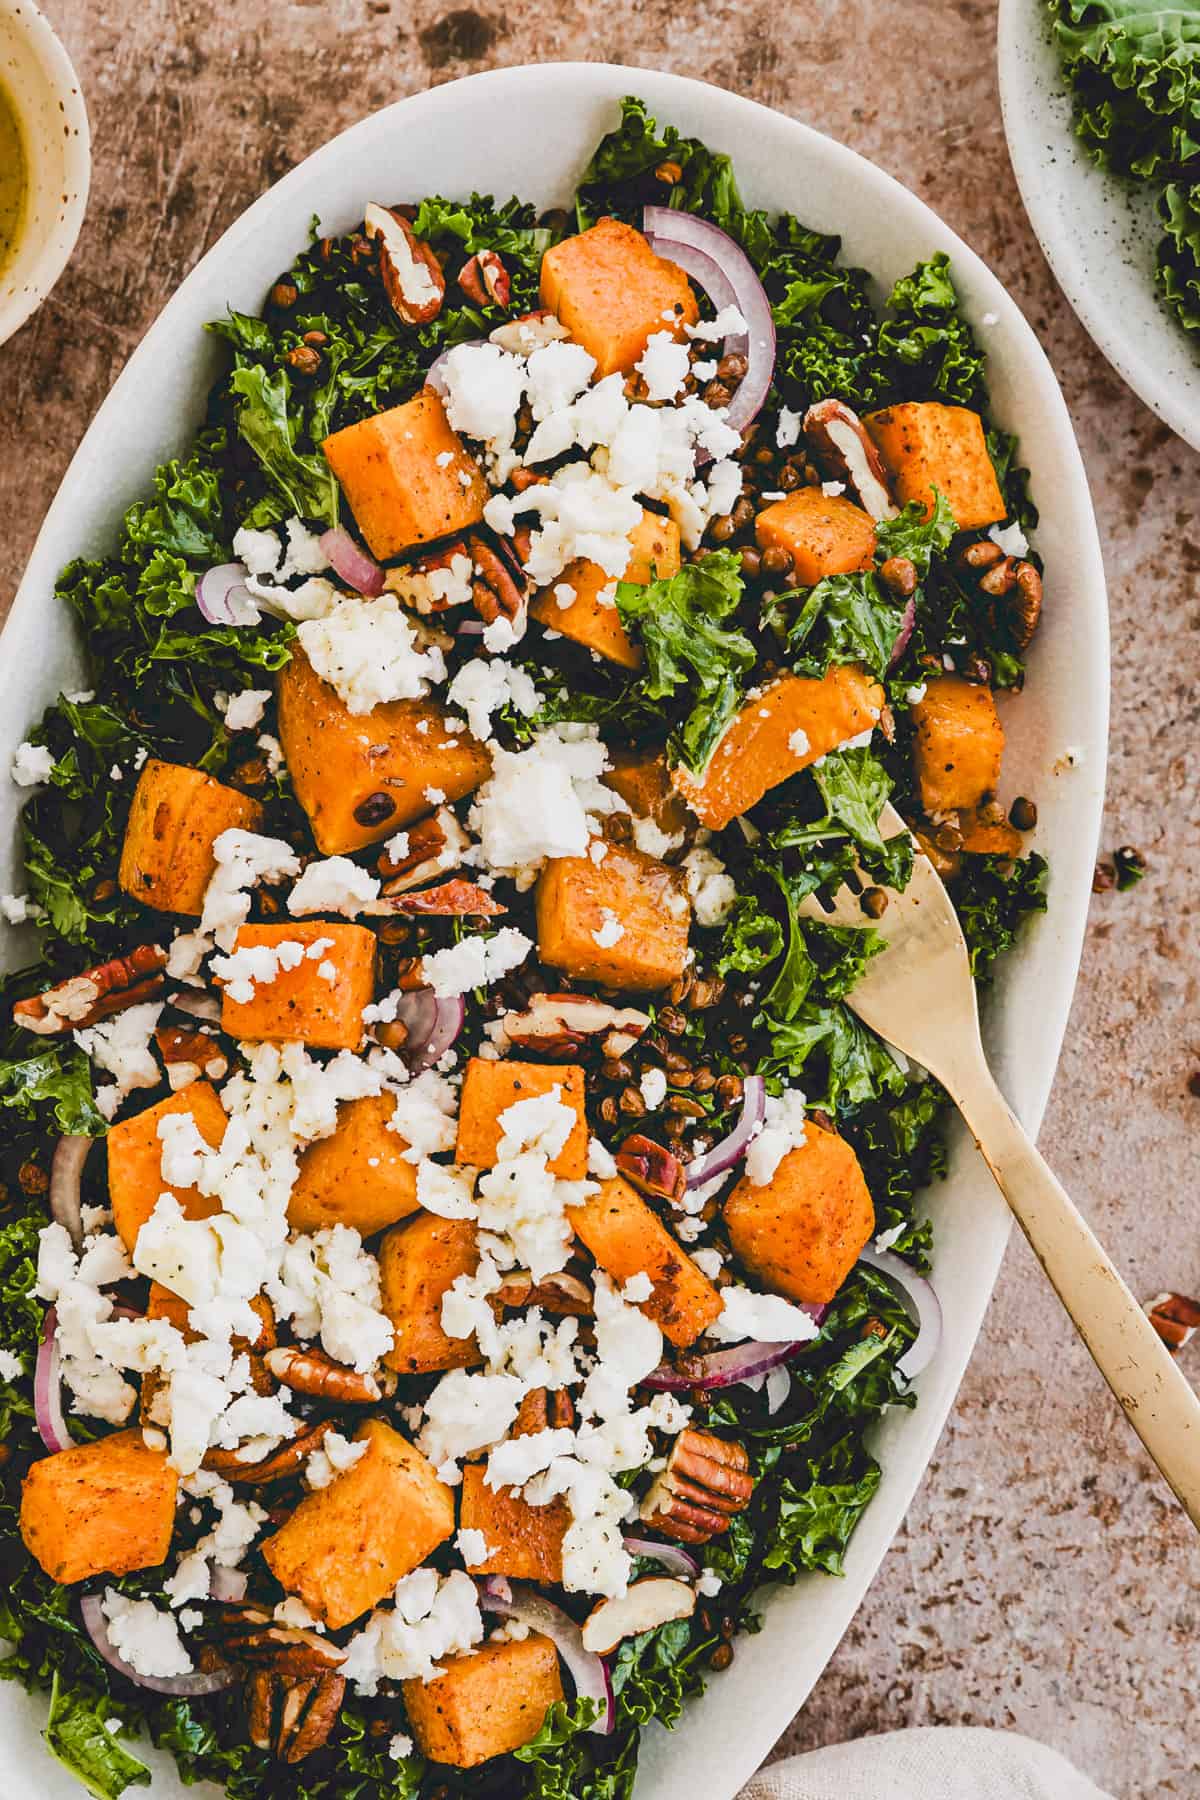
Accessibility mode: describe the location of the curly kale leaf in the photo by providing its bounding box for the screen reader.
[616,549,756,776]
[1052,0,1200,179]
[875,252,989,406]
[1158,178,1200,328]
[952,851,1050,981]
[41,1674,151,1800]
[0,1041,106,1137]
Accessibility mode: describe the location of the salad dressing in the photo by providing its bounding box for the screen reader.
[0,81,27,279]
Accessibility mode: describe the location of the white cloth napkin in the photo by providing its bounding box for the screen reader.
[739,1727,1115,1800]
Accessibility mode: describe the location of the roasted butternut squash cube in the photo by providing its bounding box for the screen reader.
[403,1633,564,1768]
[262,1419,454,1629]
[277,650,491,855]
[119,759,263,917]
[864,402,1005,531]
[20,1428,178,1584]
[529,510,680,670]
[381,1212,482,1375]
[218,920,376,1050]
[107,1082,227,1253]
[755,488,876,585]
[459,1463,568,1583]
[911,676,1005,815]
[724,1124,874,1307]
[288,1092,420,1235]
[146,1282,194,1337]
[455,1058,588,1178]
[673,667,884,831]
[957,806,1022,857]
[540,218,698,378]
[567,1175,722,1348]
[601,746,690,838]
[535,841,690,993]
[322,390,488,560]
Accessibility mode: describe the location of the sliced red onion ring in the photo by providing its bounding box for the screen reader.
[386,988,466,1072]
[50,1134,91,1251]
[684,1075,766,1191]
[80,1594,236,1697]
[209,1565,248,1603]
[765,1364,792,1414]
[621,1535,701,1580]
[642,1334,809,1393]
[34,1306,71,1453]
[169,990,222,1024]
[196,563,259,628]
[643,207,776,435]
[456,618,486,637]
[858,1244,943,1381]
[319,526,384,598]
[888,594,917,669]
[477,1579,613,1734]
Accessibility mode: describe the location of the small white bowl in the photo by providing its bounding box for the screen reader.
[0,0,90,346]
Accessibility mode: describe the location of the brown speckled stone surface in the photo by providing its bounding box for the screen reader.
[1,6,1197,1796]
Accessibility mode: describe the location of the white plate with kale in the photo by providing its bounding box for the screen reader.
[999,0,1200,449]
[0,64,1106,1800]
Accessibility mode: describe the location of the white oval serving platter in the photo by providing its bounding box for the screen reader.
[0,62,1109,1800]
[998,0,1200,451]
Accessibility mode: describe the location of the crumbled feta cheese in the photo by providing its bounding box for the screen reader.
[389,1732,415,1761]
[621,1272,653,1304]
[416,1160,477,1220]
[987,519,1029,558]
[272,1225,393,1373]
[776,407,801,448]
[683,844,737,927]
[0,892,41,924]
[288,856,381,918]
[221,689,271,732]
[421,927,534,998]
[687,305,748,342]
[306,1429,370,1490]
[468,725,624,884]
[0,1347,24,1381]
[788,727,810,757]
[587,1137,618,1179]
[233,525,283,578]
[455,1527,492,1567]
[715,1285,821,1345]
[636,331,691,402]
[75,1001,164,1113]
[298,595,446,715]
[446,656,542,743]
[11,741,55,786]
[591,908,624,949]
[101,1591,193,1677]
[639,1067,668,1111]
[744,1086,808,1186]
[341,1568,483,1693]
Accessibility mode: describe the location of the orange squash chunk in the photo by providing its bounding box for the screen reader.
[107,1082,227,1253]
[911,676,1005,815]
[540,218,699,378]
[119,759,263,917]
[957,806,1022,857]
[724,1124,874,1307]
[288,1092,421,1235]
[218,920,376,1051]
[535,841,690,993]
[601,746,690,837]
[262,1419,454,1630]
[567,1175,723,1348]
[403,1633,564,1768]
[277,650,491,855]
[455,1058,588,1178]
[755,488,877,585]
[20,1428,178,1585]
[529,510,680,670]
[673,666,884,831]
[459,1463,569,1583]
[864,401,1005,531]
[380,1212,482,1375]
[322,390,488,560]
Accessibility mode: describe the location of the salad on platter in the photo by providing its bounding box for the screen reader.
[0,96,1048,1800]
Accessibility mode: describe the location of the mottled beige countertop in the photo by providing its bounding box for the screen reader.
[1,3,1197,1794]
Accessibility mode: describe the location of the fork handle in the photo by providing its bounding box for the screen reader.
[944,1055,1200,1529]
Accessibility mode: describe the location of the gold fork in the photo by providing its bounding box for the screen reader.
[799,801,1200,1528]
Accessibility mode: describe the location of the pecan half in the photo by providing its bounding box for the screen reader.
[459,249,511,308]
[204,1416,333,1484]
[364,203,444,325]
[278,1672,345,1763]
[489,308,570,354]
[14,944,167,1035]
[373,878,507,919]
[221,1618,346,1678]
[467,532,526,631]
[375,807,470,891]
[802,399,898,521]
[264,1345,394,1404]
[1145,1291,1200,1353]
[155,1022,229,1091]
[639,1428,754,1545]
[495,1268,593,1316]
[385,543,475,615]
[616,1133,687,1206]
[501,993,651,1060]
[513,1385,577,1436]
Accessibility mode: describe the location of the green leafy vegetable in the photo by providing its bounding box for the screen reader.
[43,1674,151,1800]
[952,851,1050,980]
[1158,177,1200,330]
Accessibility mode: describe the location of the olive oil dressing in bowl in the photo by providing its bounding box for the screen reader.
[0,75,28,278]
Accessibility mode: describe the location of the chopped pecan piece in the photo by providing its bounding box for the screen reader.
[14,943,167,1035]
[155,1022,229,1091]
[373,878,507,919]
[1145,1291,1200,1353]
[376,807,470,891]
[263,1345,394,1404]
[203,1416,334,1484]
[513,1385,577,1436]
[489,308,570,354]
[501,993,651,1059]
[639,1428,754,1545]
[459,249,511,308]
[384,542,475,615]
[221,1615,347,1678]
[616,1133,687,1205]
[495,1268,593,1316]
[802,399,898,521]
[466,532,526,633]
[363,203,445,325]
[245,1665,346,1762]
